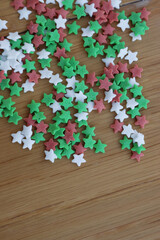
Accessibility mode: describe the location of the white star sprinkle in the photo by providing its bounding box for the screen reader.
[22,80,35,93]
[49,100,62,113]
[49,73,62,86]
[7,32,21,41]
[131,132,145,147]
[75,0,88,6]
[55,15,67,29]
[111,0,122,9]
[72,154,86,167]
[18,7,31,20]
[74,112,88,121]
[115,109,128,122]
[125,50,138,64]
[11,131,24,144]
[0,19,8,31]
[39,68,53,79]
[126,98,139,109]
[102,57,115,67]
[129,32,142,42]
[37,49,50,59]
[117,47,128,59]
[128,77,139,88]
[104,89,116,103]
[85,3,97,17]
[110,102,123,114]
[22,138,35,150]
[45,149,57,163]
[117,19,130,32]
[81,26,94,37]
[21,125,33,139]
[75,91,87,102]
[122,124,134,138]
[66,76,78,89]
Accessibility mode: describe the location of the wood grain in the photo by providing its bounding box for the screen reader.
[0,0,160,240]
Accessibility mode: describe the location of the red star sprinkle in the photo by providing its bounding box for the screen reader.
[90,0,101,8]
[54,47,67,59]
[131,151,144,162]
[108,63,119,75]
[73,143,87,155]
[99,77,112,91]
[35,121,48,133]
[35,3,46,15]
[108,11,119,24]
[9,71,22,84]
[135,115,149,129]
[94,9,106,21]
[53,90,64,101]
[56,8,69,18]
[98,15,108,25]
[24,114,36,126]
[139,7,151,21]
[26,0,39,10]
[86,72,98,87]
[117,61,128,73]
[110,119,124,133]
[0,70,6,83]
[11,0,24,10]
[101,0,114,14]
[65,120,77,133]
[94,99,106,113]
[32,34,44,48]
[22,54,32,63]
[44,138,58,151]
[27,21,38,34]
[112,90,122,102]
[104,67,114,79]
[95,32,108,45]
[44,7,56,19]
[130,64,143,78]
[27,70,40,84]
[58,28,67,42]
[102,24,115,35]
[63,130,75,144]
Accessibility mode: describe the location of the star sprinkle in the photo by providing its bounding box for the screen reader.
[111,119,124,133]
[135,115,149,129]
[21,125,33,139]
[0,19,8,31]
[11,131,24,144]
[111,0,121,9]
[121,124,134,138]
[55,15,67,29]
[22,80,35,93]
[117,19,130,32]
[115,109,128,122]
[129,32,142,42]
[85,3,97,17]
[18,7,31,20]
[72,153,86,167]
[125,50,138,64]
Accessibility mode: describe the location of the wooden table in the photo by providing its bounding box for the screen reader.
[0,0,160,239]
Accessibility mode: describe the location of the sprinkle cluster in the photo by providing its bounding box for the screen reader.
[0,0,150,166]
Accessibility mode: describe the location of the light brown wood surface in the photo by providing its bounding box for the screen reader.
[0,0,160,239]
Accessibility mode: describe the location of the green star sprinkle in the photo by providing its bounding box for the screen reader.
[83,135,96,150]
[54,83,66,93]
[27,100,41,114]
[90,21,102,33]
[8,111,22,125]
[120,136,132,150]
[48,123,59,135]
[94,140,107,153]
[129,12,142,25]
[10,83,22,96]
[74,101,87,113]
[136,96,150,109]
[131,143,146,154]
[41,93,55,106]
[130,85,143,98]
[76,65,88,78]
[59,110,72,123]
[67,21,81,35]
[82,125,95,137]
[38,58,52,68]
[0,78,10,90]
[32,131,45,144]
[49,29,60,42]
[1,98,15,110]
[60,97,73,110]
[108,34,122,45]
[3,107,16,118]
[69,57,79,70]
[83,37,96,47]
[104,45,116,58]
[62,0,74,10]
[73,5,86,19]
[63,66,75,78]
[86,89,98,102]
[118,10,127,20]
[23,59,36,72]
[127,107,141,118]
[86,44,99,58]
[21,31,33,43]
[10,39,22,49]
[62,145,74,159]
[32,112,46,123]
[59,39,72,52]
[75,80,88,93]
[36,15,47,26]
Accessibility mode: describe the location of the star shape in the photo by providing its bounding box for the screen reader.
[128,77,139,88]
[54,15,67,29]
[139,7,151,21]
[130,64,143,78]
[111,0,122,9]
[121,124,134,138]
[46,0,56,4]
[129,32,142,42]
[27,70,40,84]
[74,112,88,121]
[0,19,8,31]
[75,91,87,102]
[81,26,94,37]
[72,153,86,167]
[85,72,98,87]
[65,89,76,100]
[49,100,62,113]
[131,132,145,147]
[102,57,115,67]
[21,125,33,139]
[45,149,57,163]
[66,76,78,89]
[22,138,35,150]
[99,77,112,91]
[126,98,139,109]
[37,49,50,59]
[75,0,88,6]
[117,19,130,32]
[22,80,35,93]
[49,73,62,86]
[85,3,97,17]
[94,99,106,113]
[125,50,138,64]
[110,119,124,133]
[135,115,149,129]
[104,89,116,103]
[39,68,53,79]
[22,43,35,54]
[115,109,128,122]
[110,102,123,114]
[11,131,24,144]
[35,121,48,133]
[56,0,63,7]
[7,32,21,41]
[73,143,87,155]
[18,7,32,20]
[117,47,128,59]
[131,151,144,162]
